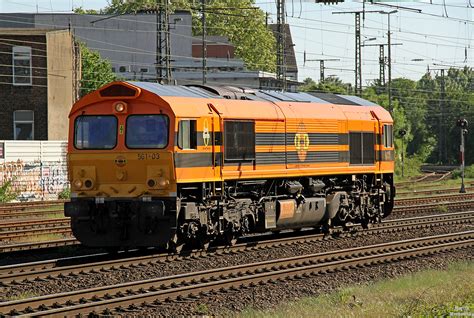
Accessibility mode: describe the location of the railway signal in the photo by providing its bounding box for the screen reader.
[398,129,407,178]
[457,119,468,193]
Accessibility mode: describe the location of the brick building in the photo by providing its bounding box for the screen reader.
[0,29,79,140]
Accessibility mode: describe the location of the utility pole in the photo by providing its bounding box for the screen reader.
[333,10,380,96]
[379,44,385,87]
[379,10,397,113]
[440,69,446,163]
[276,0,286,91]
[156,0,171,84]
[303,54,340,82]
[362,42,402,91]
[429,67,449,164]
[201,0,207,84]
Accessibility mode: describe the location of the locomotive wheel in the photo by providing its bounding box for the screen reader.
[167,234,184,254]
[198,236,211,250]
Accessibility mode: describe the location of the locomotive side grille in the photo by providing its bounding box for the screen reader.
[363,132,375,164]
[349,132,375,165]
[349,132,362,164]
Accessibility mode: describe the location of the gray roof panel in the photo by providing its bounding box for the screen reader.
[338,95,379,106]
[128,81,221,99]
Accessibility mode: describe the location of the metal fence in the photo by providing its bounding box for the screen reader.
[0,140,68,201]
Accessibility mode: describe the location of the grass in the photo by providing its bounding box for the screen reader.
[4,291,39,301]
[237,261,474,318]
[397,178,474,192]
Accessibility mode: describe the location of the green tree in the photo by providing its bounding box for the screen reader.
[73,7,100,14]
[104,0,276,72]
[299,76,351,94]
[79,43,118,96]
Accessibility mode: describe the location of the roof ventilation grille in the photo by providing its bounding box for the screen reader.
[99,84,138,98]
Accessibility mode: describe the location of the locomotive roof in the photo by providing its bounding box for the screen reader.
[128,81,379,107]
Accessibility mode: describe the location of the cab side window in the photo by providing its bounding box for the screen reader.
[178,120,197,149]
[383,124,393,148]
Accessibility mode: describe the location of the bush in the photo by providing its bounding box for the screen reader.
[58,187,71,200]
[452,164,474,179]
[395,153,424,181]
[0,180,18,203]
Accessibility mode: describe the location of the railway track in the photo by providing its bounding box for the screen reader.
[0,218,70,232]
[397,186,474,197]
[396,171,452,187]
[2,230,472,317]
[0,191,470,223]
[1,210,472,285]
[1,196,473,253]
[0,209,63,220]
[394,193,474,206]
[0,200,65,213]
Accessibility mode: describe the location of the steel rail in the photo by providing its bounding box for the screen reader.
[2,231,472,317]
[0,226,72,241]
[0,201,65,213]
[393,199,474,213]
[0,218,70,232]
[0,238,78,254]
[0,209,63,219]
[395,193,474,206]
[0,193,470,221]
[397,186,474,197]
[1,199,473,254]
[1,211,472,285]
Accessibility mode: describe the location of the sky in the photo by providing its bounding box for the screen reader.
[1,0,473,86]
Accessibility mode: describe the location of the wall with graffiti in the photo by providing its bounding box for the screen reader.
[0,141,68,201]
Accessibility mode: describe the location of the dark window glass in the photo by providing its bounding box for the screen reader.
[383,124,393,147]
[13,46,32,85]
[75,116,117,149]
[225,121,255,161]
[349,132,362,164]
[350,132,375,165]
[126,115,169,149]
[363,132,375,164]
[178,120,197,149]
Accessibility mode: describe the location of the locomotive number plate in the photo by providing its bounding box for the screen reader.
[137,153,161,160]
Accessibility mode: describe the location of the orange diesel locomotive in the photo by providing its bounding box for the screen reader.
[65,82,395,249]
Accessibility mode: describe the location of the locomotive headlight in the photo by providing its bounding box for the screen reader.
[73,179,83,189]
[115,103,125,112]
[157,177,169,189]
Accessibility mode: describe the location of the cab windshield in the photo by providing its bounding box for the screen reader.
[74,115,117,149]
[126,115,169,149]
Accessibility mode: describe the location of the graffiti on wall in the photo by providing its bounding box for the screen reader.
[0,159,69,201]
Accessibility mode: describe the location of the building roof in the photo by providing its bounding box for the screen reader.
[269,24,298,75]
[0,28,57,35]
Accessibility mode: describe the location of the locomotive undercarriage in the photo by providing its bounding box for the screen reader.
[175,174,395,251]
[65,174,394,250]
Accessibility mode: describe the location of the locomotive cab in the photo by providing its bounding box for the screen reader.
[65,82,178,247]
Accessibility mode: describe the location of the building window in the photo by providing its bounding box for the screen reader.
[13,46,32,86]
[14,110,34,140]
[224,121,255,161]
[140,68,149,73]
[119,66,128,73]
[178,120,197,149]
